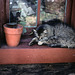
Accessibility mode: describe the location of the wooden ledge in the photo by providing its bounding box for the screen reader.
[0,48,75,64]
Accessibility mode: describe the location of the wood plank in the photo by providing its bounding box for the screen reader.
[1,0,6,25]
[71,0,75,28]
[0,0,4,47]
[66,0,73,25]
[37,0,41,25]
[0,0,7,44]
[0,1,2,48]
[6,0,9,22]
[0,48,75,64]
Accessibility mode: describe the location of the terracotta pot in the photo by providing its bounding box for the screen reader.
[4,24,23,47]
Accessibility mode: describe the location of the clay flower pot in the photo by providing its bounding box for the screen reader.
[3,24,23,47]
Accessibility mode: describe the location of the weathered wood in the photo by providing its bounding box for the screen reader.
[0,0,9,47]
[71,0,75,28]
[66,0,73,25]
[0,0,6,25]
[0,48,75,64]
[0,1,2,47]
[0,0,5,47]
[37,0,41,25]
[6,0,9,22]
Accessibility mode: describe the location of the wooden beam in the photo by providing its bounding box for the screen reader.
[66,0,73,25]
[0,48,75,64]
[0,0,6,47]
[71,0,75,28]
[37,0,41,25]
[6,0,9,22]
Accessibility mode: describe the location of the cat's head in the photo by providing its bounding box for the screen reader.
[33,29,48,45]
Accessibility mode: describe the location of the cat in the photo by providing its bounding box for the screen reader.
[29,19,75,48]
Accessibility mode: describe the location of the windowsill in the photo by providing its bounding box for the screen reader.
[1,32,75,50]
[0,29,75,64]
[1,32,49,49]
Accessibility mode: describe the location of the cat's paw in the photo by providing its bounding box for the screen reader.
[68,46,75,49]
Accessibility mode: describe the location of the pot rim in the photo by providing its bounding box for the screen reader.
[4,24,23,30]
[4,24,23,34]
[6,23,17,26]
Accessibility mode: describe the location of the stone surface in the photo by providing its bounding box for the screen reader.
[0,63,75,75]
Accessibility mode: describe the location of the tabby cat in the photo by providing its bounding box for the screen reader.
[29,19,75,48]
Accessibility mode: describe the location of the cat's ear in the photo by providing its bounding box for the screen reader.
[33,29,39,38]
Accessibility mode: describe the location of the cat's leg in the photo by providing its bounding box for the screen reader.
[66,37,75,48]
[67,44,75,49]
[29,37,38,46]
[48,43,61,47]
[33,29,39,38]
[58,37,68,48]
[47,36,61,47]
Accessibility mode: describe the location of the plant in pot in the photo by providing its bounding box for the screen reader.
[3,23,23,47]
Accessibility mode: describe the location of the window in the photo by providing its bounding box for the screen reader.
[1,0,68,48]
[40,0,67,22]
[10,0,38,28]
[10,0,67,29]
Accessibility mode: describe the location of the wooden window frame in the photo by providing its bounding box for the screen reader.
[0,0,75,64]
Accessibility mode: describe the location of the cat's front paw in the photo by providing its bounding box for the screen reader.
[38,41,43,45]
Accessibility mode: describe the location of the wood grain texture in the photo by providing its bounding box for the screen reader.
[71,0,75,28]
[6,0,9,23]
[66,0,73,25]
[37,0,41,25]
[0,48,75,64]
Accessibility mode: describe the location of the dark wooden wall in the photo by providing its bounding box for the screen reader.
[66,0,73,25]
[0,0,9,47]
[0,0,75,47]
[66,0,75,28]
[71,0,75,28]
